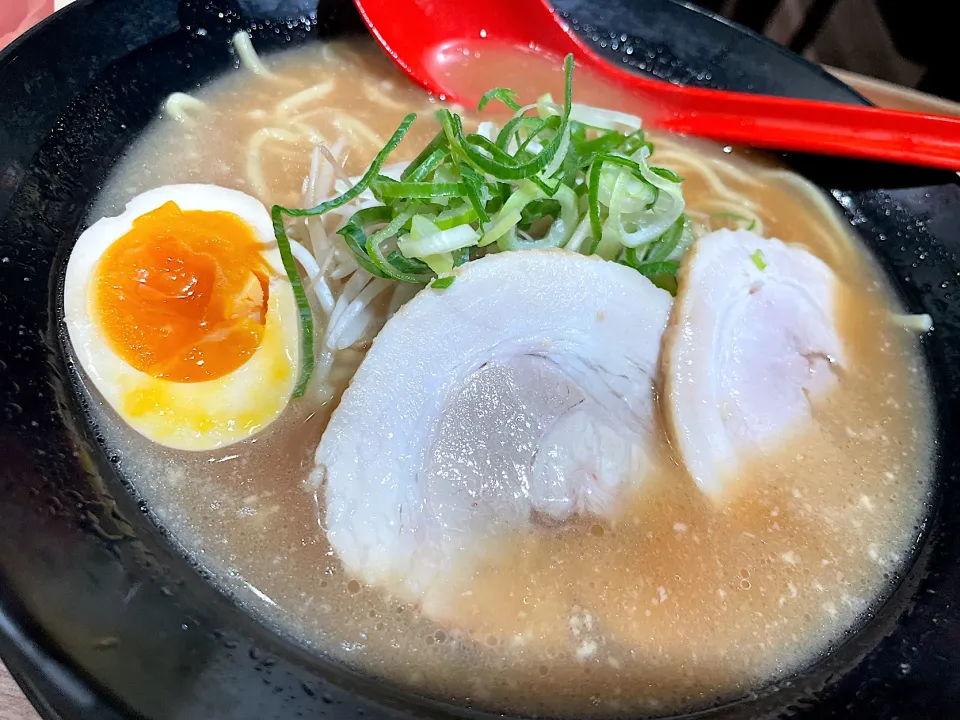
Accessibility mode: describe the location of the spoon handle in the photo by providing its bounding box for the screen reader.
[558,16,960,170]
[637,78,960,170]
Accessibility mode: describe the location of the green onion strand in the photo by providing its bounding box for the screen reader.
[478,87,522,112]
[405,147,448,182]
[431,275,456,289]
[387,250,433,275]
[621,253,679,278]
[587,159,605,253]
[371,181,466,200]
[365,210,431,283]
[401,132,449,180]
[336,206,395,279]
[270,205,315,398]
[644,215,686,263]
[266,56,701,404]
[460,164,491,225]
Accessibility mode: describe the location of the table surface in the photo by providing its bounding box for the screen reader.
[2,3,959,719]
[0,678,39,720]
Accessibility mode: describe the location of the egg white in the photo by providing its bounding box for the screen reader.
[64,184,300,451]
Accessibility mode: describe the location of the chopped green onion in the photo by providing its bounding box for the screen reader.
[478,87,522,112]
[587,161,605,253]
[366,210,426,282]
[567,130,627,172]
[518,116,558,153]
[465,132,523,168]
[431,276,456,289]
[482,181,540,247]
[520,198,562,229]
[405,147,449,182]
[563,104,643,132]
[637,260,679,277]
[338,208,432,284]
[644,215,686,263]
[751,249,767,270]
[495,116,541,152]
[422,252,455,274]
[498,183,579,251]
[595,161,655,214]
[270,54,700,356]
[621,253,679,278]
[528,174,562,197]
[480,210,523,247]
[597,149,685,250]
[398,223,480,258]
[460,164,491,224]
[337,206,395,279]
[387,250,432,275]
[443,55,576,182]
[371,181,466,200]
[621,129,654,156]
[434,202,479,230]
[651,167,683,183]
[401,132,449,180]
[270,206,314,398]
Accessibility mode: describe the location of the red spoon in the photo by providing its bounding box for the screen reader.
[353,0,960,170]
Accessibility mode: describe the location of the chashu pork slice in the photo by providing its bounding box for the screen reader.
[662,229,845,499]
[313,250,673,604]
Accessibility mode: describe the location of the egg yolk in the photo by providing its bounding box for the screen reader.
[93,201,271,383]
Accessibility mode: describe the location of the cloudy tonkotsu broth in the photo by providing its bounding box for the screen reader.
[85,39,933,716]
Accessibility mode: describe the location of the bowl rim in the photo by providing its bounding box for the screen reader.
[4,2,948,720]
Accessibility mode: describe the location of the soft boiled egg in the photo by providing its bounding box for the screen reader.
[64,184,300,451]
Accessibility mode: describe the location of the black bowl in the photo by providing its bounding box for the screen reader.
[2,1,960,718]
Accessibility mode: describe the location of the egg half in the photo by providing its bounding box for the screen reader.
[64,184,300,451]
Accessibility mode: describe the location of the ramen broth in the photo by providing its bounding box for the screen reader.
[84,40,933,716]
